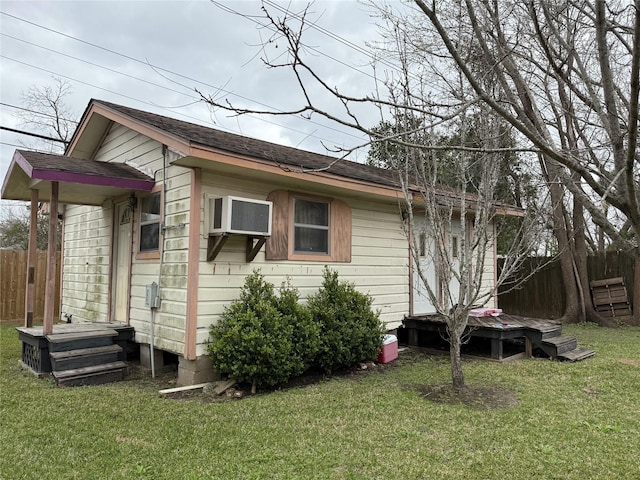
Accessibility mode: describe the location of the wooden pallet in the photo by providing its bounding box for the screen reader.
[590,277,632,321]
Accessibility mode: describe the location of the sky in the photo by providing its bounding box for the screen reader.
[0,0,403,217]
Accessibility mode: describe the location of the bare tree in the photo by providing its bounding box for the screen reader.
[0,77,74,247]
[411,0,640,325]
[17,76,75,153]
[207,0,639,325]
[200,3,550,389]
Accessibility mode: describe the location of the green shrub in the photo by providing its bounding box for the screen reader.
[207,271,319,392]
[208,271,299,392]
[307,267,384,373]
[276,279,321,373]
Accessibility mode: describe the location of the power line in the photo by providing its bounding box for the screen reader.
[261,0,399,73]
[0,141,26,149]
[0,126,68,144]
[1,54,364,152]
[0,13,367,147]
[0,141,53,152]
[0,32,199,103]
[0,102,78,124]
[1,55,167,113]
[210,1,381,82]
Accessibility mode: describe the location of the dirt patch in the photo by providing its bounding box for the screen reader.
[414,383,519,410]
[618,359,640,367]
[164,361,388,402]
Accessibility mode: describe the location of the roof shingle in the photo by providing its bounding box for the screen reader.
[94,100,401,189]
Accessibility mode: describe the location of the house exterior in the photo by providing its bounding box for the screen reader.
[2,99,505,385]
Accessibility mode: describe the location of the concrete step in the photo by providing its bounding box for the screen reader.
[47,330,117,352]
[52,361,128,387]
[558,348,596,362]
[50,344,122,371]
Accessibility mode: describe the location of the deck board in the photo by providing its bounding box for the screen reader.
[403,313,564,362]
[409,313,561,331]
[17,322,131,338]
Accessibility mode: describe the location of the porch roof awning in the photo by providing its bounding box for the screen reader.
[1,150,155,206]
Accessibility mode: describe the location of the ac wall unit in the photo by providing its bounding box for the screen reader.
[209,195,272,236]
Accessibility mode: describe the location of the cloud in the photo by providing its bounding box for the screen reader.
[1,0,395,216]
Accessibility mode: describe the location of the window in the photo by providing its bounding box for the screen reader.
[139,192,161,252]
[294,198,329,254]
[266,190,351,262]
[419,231,427,257]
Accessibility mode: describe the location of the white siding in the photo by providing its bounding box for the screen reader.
[63,123,193,354]
[195,172,410,355]
[128,166,192,354]
[61,122,500,360]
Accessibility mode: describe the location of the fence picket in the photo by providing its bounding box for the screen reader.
[0,250,61,322]
[498,251,636,320]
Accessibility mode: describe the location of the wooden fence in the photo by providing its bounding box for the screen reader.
[498,251,636,319]
[0,250,61,323]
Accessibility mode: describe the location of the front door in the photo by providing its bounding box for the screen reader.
[412,224,438,315]
[444,220,461,308]
[412,218,462,314]
[112,202,132,322]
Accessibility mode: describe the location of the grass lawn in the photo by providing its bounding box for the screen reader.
[1,323,639,480]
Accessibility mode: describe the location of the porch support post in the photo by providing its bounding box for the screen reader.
[24,189,39,328]
[43,182,59,335]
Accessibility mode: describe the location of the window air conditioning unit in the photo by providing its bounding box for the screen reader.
[209,196,272,236]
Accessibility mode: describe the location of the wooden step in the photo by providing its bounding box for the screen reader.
[50,344,122,371]
[541,335,578,357]
[53,361,128,387]
[539,325,563,340]
[558,348,596,362]
[47,330,117,352]
[525,324,563,344]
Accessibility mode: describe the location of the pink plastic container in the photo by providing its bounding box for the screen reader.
[377,334,398,364]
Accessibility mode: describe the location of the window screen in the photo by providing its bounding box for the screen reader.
[293,198,329,254]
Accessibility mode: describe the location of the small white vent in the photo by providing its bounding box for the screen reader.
[208,196,272,236]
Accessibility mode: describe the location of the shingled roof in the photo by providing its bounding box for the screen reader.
[93,100,401,189]
[15,150,154,186]
[1,149,155,205]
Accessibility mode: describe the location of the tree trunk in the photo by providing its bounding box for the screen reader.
[449,331,465,391]
[542,157,582,323]
[633,256,640,327]
[573,195,618,327]
[559,249,583,324]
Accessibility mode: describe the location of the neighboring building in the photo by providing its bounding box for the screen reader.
[2,99,506,385]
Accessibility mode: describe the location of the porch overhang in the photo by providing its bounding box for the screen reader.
[1,150,155,206]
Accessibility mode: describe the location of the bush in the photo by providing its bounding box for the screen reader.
[207,271,319,392]
[208,268,385,391]
[307,267,384,373]
[208,272,299,392]
[276,279,321,373]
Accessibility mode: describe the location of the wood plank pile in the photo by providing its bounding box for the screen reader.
[590,277,633,322]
